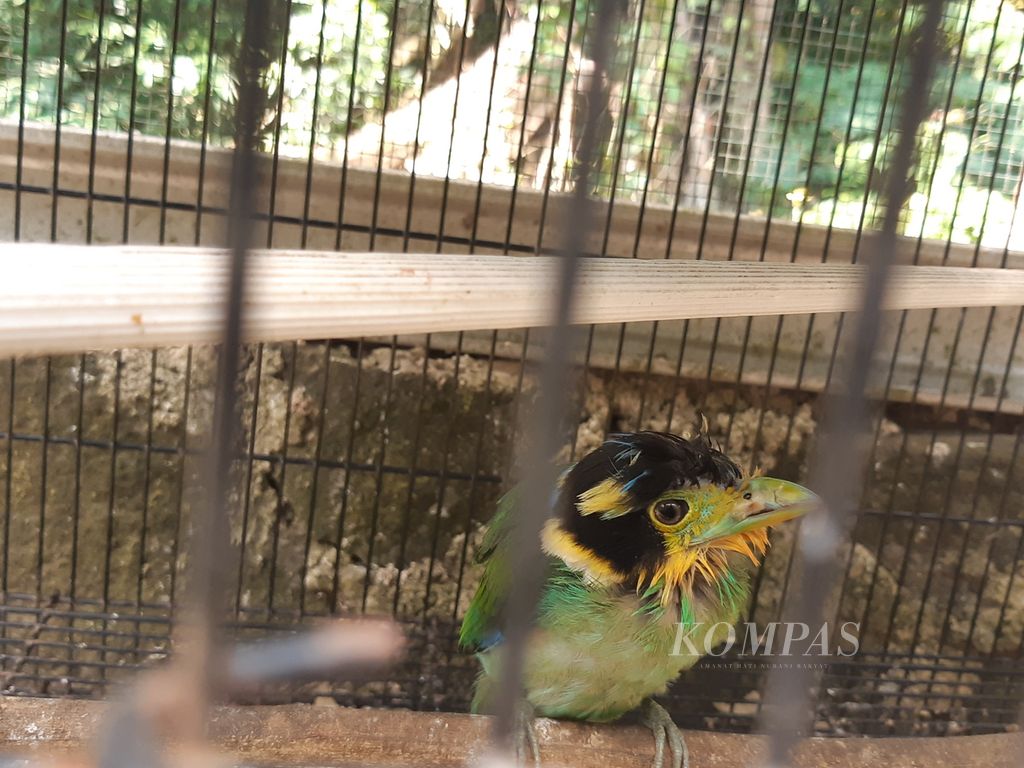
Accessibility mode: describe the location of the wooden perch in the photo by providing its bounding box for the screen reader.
[1,697,1021,768]
[2,244,1022,358]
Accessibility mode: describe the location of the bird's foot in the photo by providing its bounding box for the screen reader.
[639,699,689,768]
[512,699,541,768]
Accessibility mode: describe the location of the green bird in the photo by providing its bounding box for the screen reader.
[459,429,817,768]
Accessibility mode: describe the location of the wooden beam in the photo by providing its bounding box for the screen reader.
[1,697,1021,768]
[2,244,1022,358]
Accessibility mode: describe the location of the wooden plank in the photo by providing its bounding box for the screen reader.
[2,244,1022,358]
[1,697,1022,768]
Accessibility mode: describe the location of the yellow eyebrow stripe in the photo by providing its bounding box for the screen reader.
[576,477,633,518]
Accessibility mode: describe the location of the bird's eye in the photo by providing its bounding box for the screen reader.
[743,492,752,500]
[652,499,688,526]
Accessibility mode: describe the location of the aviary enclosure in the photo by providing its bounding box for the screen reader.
[0,0,1022,764]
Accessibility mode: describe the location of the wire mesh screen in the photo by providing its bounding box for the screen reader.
[1,0,1023,744]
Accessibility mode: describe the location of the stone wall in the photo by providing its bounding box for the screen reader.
[2,343,1021,658]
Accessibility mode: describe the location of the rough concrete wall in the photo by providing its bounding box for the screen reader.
[1,343,1022,734]
[2,343,1021,645]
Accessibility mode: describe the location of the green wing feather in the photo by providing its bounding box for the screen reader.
[459,485,520,650]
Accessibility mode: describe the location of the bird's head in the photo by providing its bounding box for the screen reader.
[541,430,818,611]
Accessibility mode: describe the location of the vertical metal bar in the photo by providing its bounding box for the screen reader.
[715,25,787,460]
[368,0,439,638]
[34,359,50,601]
[297,344,332,616]
[369,0,403,251]
[398,0,435,254]
[75,0,104,680]
[660,0,730,428]
[823,0,970,647]
[233,345,264,618]
[359,344,398,612]
[761,0,916,655]
[323,0,368,626]
[389,1,439,623]
[632,0,688,428]
[0,358,11,662]
[760,0,946,760]
[267,344,300,614]
[99,348,122,688]
[909,7,1020,665]
[502,0,545,254]
[661,0,716,434]
[489,0,622,756]
[296,0,339,620]
[334,0,364,251]
[59,352,86,691]
[176,0,270,731]
[501,0,564,455]
[690,0,755,420]
[168,347,194,611]
[121,0,145,243]
[795,0,913,464]
[194,0,221,246]
[721,0,812,455]
[262,2,299,618]
[536,0,585,459]
[49,0,69,243]
[418,346,463,638]
[446,0,531,678]
[769,0,894,468]
[69,356,84,604]
[389,337,431,616]
[327,339,364,615]
[535,0,585,250]
[869,1,1001,657]
[158,0,186,244]
[748,0,892,644]
[693,0,748,262]
[468,0,509,252]
[266,0,295,250]
[449,331,499,628]
[416,0,479,688]
[596,1,648,438]
[85,0,106,244]
[598,0,647,250]
[300,0,331,249]
[135,352,158,609]
[13,0,30,241]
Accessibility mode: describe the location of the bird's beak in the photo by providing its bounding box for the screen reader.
[690,477,819,546]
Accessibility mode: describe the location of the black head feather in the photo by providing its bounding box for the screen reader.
[562,430,741,512]
[555,430,742,575]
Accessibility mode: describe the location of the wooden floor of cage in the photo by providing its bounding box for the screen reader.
[1,696,1022,767]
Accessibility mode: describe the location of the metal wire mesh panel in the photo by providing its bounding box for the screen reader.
[1,0,1023,743]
